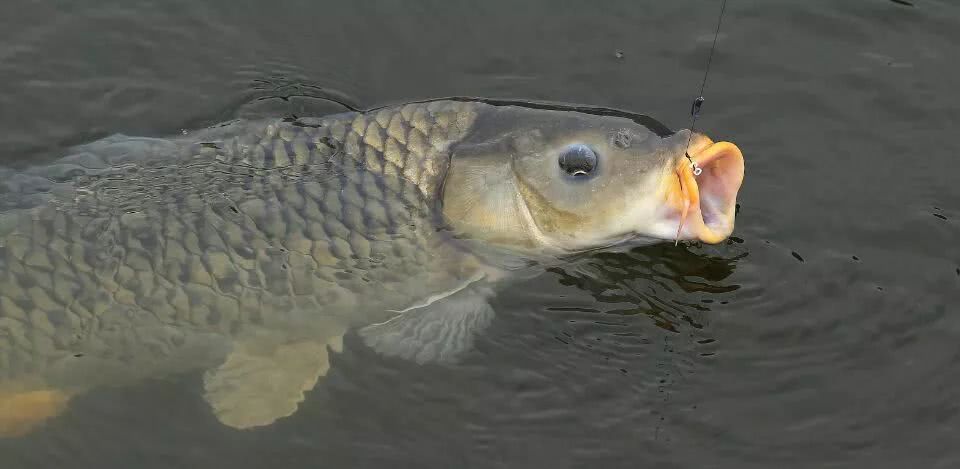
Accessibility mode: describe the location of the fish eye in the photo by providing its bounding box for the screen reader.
[558,144,597,177]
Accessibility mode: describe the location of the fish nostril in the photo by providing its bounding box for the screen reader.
[613,129,632,148]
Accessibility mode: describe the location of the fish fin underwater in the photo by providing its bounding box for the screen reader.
[202,331,344,430]
[359,278,496,365]
[0,388,71,438]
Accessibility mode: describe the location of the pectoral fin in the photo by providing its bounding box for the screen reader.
[359,282,495,365]
[202,333,343,430]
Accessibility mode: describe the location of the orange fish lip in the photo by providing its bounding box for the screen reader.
[667,134,745,244]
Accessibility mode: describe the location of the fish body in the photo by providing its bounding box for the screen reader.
[0,98,744,435]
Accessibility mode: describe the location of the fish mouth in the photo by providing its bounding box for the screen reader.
[663,134,745,244]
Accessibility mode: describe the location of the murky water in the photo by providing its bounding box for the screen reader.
[1,0,958,467]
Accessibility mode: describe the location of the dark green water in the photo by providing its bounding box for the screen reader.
[1,0,958,467]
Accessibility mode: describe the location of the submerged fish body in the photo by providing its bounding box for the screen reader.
[0,98,744,435]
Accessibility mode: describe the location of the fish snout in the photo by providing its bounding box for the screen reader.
[662,133,744,244]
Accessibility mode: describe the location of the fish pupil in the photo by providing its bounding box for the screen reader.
[559,144,597,177]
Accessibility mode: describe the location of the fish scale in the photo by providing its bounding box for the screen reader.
[0,100,483,388]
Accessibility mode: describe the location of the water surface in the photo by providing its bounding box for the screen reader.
[1,0,958,467]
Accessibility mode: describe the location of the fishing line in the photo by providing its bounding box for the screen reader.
[683,0,729,176]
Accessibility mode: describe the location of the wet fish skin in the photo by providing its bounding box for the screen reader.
[0,100,485,390]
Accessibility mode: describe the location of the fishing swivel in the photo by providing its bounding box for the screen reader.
[688,155,703,176]
[690,96,705,118]
[685,149,703,176]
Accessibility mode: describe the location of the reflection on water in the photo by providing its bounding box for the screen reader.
[456,241,748,454]
[553,242,744,330]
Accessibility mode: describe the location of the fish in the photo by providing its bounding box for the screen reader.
[0,98,744,436]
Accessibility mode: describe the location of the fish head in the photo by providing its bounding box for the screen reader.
[441,102,744,255]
